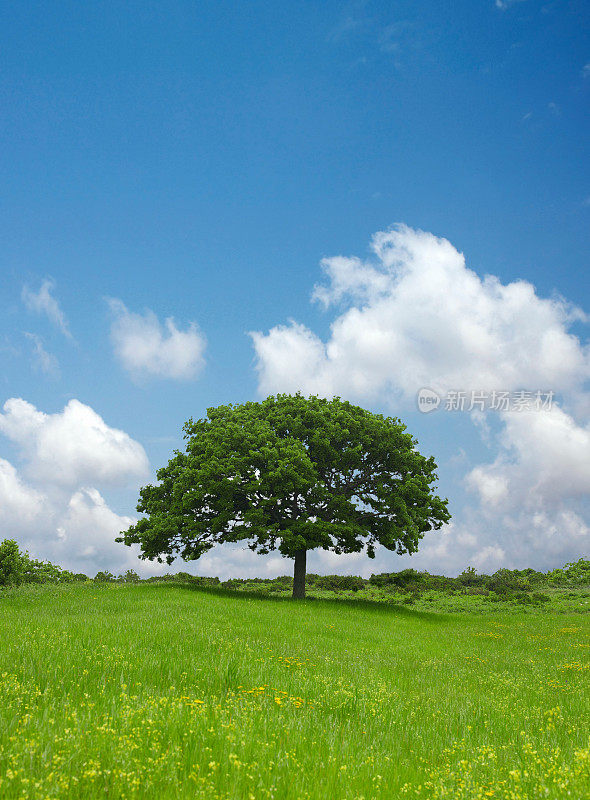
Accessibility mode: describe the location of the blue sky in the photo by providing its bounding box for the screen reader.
[1,0,589,578]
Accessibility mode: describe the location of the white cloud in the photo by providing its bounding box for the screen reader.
[0,398,148,487]
[24,333,59,377]
[47,487,142,573]
[0,400,156,576]
[196,545,289,580]
[0,457,45,527]
[452,505,589,574]
[583,63,590,79]
[252,224,589,402]
[470,545,505,571]
[467,406,590,511]
[108,299,206,381]
[436,404,590,573]
[22,279,71,338]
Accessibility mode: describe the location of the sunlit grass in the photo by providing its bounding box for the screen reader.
[1,583,588,798]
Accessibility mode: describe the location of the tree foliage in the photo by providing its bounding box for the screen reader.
[118,394,450,595]
[0,539,26,586]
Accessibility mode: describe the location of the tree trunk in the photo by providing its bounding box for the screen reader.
[292,549,306,599]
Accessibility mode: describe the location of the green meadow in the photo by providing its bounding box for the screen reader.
[1,583,588,800]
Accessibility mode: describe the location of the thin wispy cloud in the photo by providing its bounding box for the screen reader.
[22,279,72,339]
[327,0,369,43]
[378,21,416,55]
[328,3,419,69]
[495,0,527,9]
[24,333,59,377]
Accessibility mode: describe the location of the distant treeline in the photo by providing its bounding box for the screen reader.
[188,561,590,596]
[1,538,588,594]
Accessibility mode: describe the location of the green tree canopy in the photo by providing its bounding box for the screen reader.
[118,394,450,597]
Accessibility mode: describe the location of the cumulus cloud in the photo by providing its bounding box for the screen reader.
[379,404,589,575]
[0,457,45,527]
[108,299,206,381]
[0,397,157,576]
[0,398,148,487]
[25,333,59,377]
[449,404,588,570]
[467,406,590,511]
[252,224,589,402]
[22,279,71,338]
[48,488,142,573]
[0,397,178,576]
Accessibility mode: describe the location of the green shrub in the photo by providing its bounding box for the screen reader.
[370,569,456,592]
[457,566,485,587]
[314,575,367,591]
[370,569,423,589]
[188,576,221,587]
[2,541,588,600]
[563,558,590,585]
[24,559,78,584]
[485,569,530,594]
[269,575,293,589]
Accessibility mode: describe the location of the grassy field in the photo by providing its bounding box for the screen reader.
[1,583,588,799]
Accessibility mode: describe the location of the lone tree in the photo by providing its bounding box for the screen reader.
[118,394,450,598]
